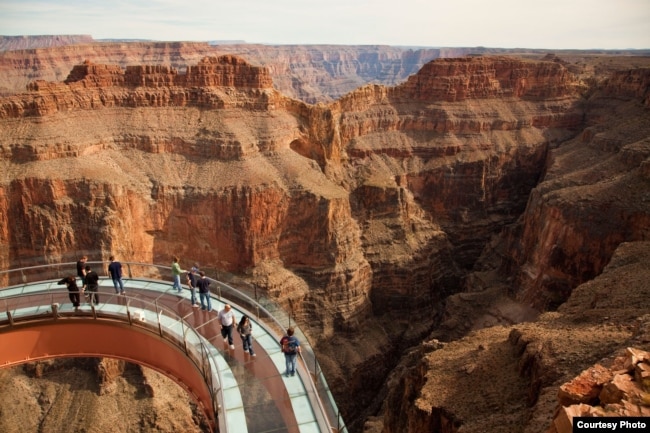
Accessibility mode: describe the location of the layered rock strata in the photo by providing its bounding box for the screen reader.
[2,54,647,432]
[0,55,583,323]
[496,68,650,310]
[0,42,446,102]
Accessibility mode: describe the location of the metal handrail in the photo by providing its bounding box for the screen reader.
[0,287,224,433]
[0,260,348,433]
[207,277,344,432]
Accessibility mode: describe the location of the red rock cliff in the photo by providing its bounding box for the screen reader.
[3,55,648,432]
[0,55,586,326]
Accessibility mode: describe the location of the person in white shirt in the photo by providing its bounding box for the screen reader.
[218,304,237,349]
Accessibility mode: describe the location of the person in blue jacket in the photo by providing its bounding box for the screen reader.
[280,327,301,377]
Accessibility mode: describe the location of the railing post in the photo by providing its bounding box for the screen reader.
[156,306,163,337]
[182,326,189,355]
[288,299,293,329]
[126,300,132,325]
[338,409,341,433]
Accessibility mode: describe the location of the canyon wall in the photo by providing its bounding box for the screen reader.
[1,49,649,432]
[0,41,449,103]
[496,67,650,310]
[0,54,584,423]
[379,240,650,433]
[0,55,585,323]
[374,64,650,433]
[6,38,638,104]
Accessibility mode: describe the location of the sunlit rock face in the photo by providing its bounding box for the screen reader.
[0,41,450,102]
[3,51,649,433]
[0,55,585,326]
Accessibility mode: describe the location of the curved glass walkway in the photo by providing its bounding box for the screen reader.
[0,262,347,433]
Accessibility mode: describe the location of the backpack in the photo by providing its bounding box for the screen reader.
[281,336,297,354]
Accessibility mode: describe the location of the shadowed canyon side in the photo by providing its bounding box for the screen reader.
[377,68,650,432]
[0,52,649,433]
[497,67,650,310]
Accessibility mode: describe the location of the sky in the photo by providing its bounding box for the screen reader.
[1,0,649,50]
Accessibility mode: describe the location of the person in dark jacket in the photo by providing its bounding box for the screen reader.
[84,265,100,305]
[186,263,200,307]
[76,255,87,287]
[196,271,211,311]
[108,255,125,295]
[58,275,81,308]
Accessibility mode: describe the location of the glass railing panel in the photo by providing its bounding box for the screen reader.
[222,382,244,409]
[184,330,204,347]
[0,282,56,297]
[254,333,282,355]
[297,421,321,433]
[158,313,185,336]
[1,263,346,432]
[121,279,156,289]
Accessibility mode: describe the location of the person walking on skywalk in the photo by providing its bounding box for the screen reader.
[237,315,256,357]
[218,304,237,350]
[280,327,301,377]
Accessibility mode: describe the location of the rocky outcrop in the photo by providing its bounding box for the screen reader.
[603,68,650,106]
[376,241,650,433]
[550,348,650,433]
[0,358,204,433]
[0,56,275,119]
[398,56,579,101]
[6,39,635,103]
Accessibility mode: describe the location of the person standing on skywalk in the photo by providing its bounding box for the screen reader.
[171,256,186,293]
[108,255,125,295]
[196,271,211,311]
[186,263,200,307]
[84,265,100,306]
